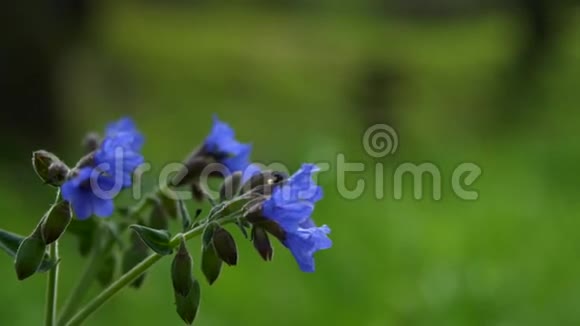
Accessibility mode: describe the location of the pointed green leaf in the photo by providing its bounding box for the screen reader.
[201,225,222,285]
[177,200,192,232]
[122,233,150,289]
[41,200,72,245]
[129,225,172,256]
[174,279,201,325]
[97,254,117,287]
[0,229,55,277]
[159,190,178,219]
[171,238,193,296]
[15,232,47,280]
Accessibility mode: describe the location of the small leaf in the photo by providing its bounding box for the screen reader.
[159,190,178,219]
[177,200,192,232]
[171,238,193,297]
[0,229,56,280]
[212,227,238,266]
[122,234,150,289]
[41,200,72,245]
[67,218,97,257]
[129,225,172,256]
[15,231,47,280]
[174,279,201,325]
[251,226,273,261]
[201,225,222,285]
[97,254,117,287]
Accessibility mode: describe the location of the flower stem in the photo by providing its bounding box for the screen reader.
[45,241,60,326]
[57,228,114,325]
[65,216,236,326]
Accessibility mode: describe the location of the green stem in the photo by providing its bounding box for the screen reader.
[45,241,60,326]
[65,216,236,326]
[57,228,114,325]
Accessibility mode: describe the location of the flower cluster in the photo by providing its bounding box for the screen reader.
[61,118,145,219]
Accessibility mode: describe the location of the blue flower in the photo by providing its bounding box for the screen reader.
[262,164,332,272]
[105,117,144,152]
[62,117,145,219]
[94,136,145,187]
[61,168,117,219]
[204,115,251,173]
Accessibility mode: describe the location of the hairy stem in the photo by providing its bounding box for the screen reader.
[45,241,60,326]
[65,216,236,326]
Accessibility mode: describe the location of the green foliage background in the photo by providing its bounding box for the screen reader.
[1,3,580,325]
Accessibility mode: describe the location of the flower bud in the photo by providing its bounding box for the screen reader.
[240,170,287,195]
[219,171,243,201]
[201,224,222,285]
[212,227,237,266]
[171,155,212,187]
[251,226,273,261]
[83,132,101,154]
[171,238,193,297]
[32,150,69,187]
[14,229,47,280]
[190,182,206,202]
[174,279,201,325]
[41,200,72,245]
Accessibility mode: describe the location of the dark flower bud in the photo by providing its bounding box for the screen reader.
[212,227,238,266]
[174,279,201,325]
[219,171,243,201]
[251,226,273,261]
[243,201,265,224]
[240,170,287,195]
[201,224,222,285]
[149,198,169,230]
[122,233,150,288]
[14,228,47,280]
[159,190,178,219]
[41,200,72,245]
[171,155,213,187]
[32,150,69,187]
[190,182,206,202]
[171,238,193,297]
[83,132,101,154]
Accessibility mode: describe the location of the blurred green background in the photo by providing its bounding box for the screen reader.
[2,1,580,325]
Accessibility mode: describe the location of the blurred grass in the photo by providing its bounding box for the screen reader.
[2,3,580,326]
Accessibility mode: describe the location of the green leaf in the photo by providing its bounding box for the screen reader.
[201,225,222,285]
[41,200,72,245]
[129,225,172,256]
[251,226,273,261]
[159,190,178,219]
[97,254,117,287]
[122,233,150,289]
[171,238,193,297]
[174,279,201,325]
[15,232,48,280]
[0,229,55,277]
[67,218,97,257]
[177,200,192,232]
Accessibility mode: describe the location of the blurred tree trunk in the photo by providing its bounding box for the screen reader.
[0,0,94,167]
